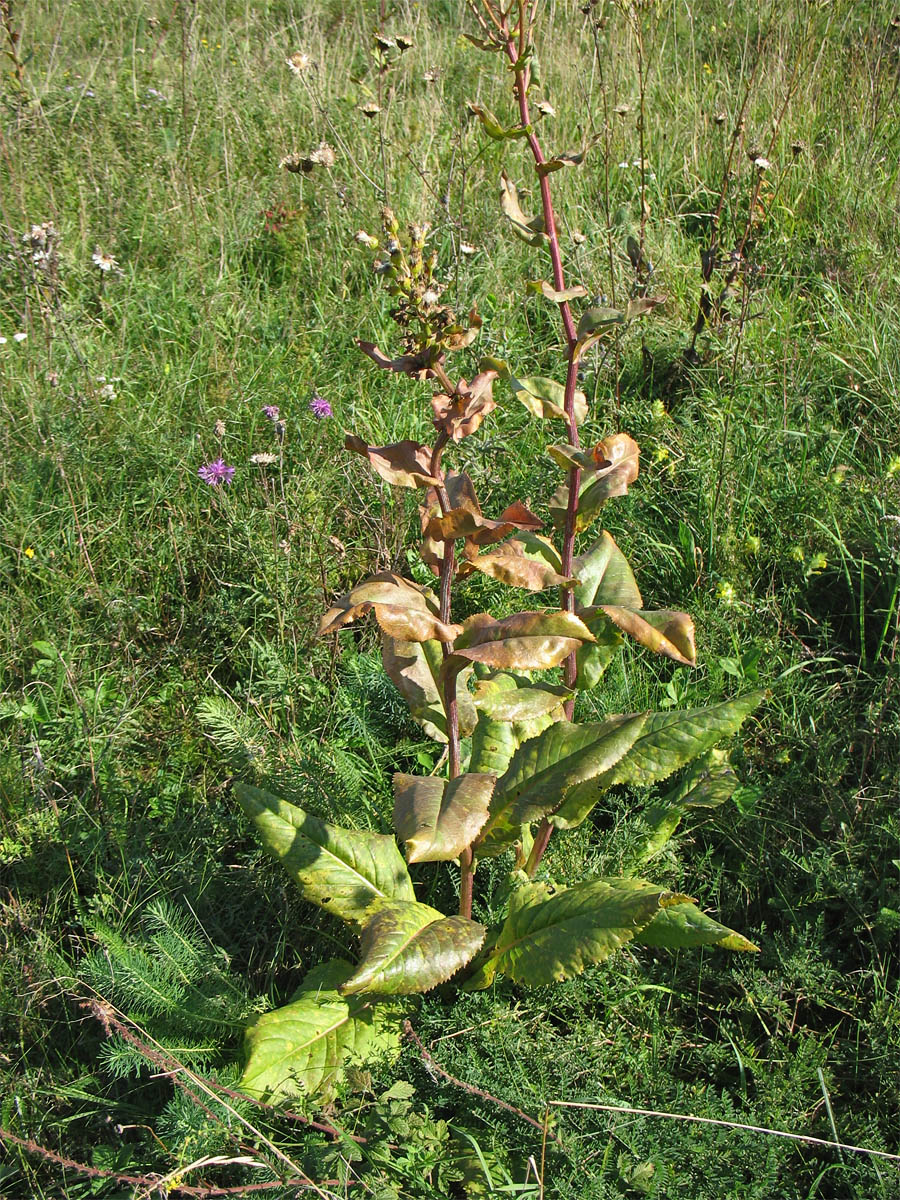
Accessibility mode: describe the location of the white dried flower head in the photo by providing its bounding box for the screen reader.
[421,288,440,306]
[279,152,304,173]
[214,419,226,438]
[250,452,279,465]
[98,382,117,399]
[460,242,476,256]
[308,141,336,168]
[572,231,587,245]
[753,156,771,170]
[422,68,438,84]
[0,336,7,344]
[535,100,556,117]
[92,249,119,273]
[354,230,379,248]
[386,236,401,255]
[360,102,381,118]
[286,51,311,75]
[13,332,27,342]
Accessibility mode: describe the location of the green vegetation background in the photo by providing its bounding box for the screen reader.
[1,0,898,1196]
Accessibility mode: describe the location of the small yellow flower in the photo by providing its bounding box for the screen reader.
[716,580,737,606]
[24,546,35,558]
[886,455,900,477]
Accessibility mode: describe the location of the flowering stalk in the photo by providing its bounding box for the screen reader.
[490,0,583,873]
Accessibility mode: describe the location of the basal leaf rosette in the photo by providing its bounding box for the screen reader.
[234,785,415,924]
[241,959,407,1102]
[341,900,486,995]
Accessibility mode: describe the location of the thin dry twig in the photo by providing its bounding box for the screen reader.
[402,1019,564,1146]
[549,1099,900,1166]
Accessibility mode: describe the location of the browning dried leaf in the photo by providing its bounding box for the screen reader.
[346,435,440,488]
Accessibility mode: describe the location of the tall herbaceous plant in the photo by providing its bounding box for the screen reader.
[234,2,765,1103]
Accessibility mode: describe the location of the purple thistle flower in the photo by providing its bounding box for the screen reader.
[262,405,280,421]
[198,457,236,487]
[309,392,333,419]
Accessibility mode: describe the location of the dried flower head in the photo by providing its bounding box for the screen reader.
[286,51,311,75]
[250,452,278,465]
[355,230,379,248]
[535,100,556,117]
[572,231,587,246]
[360,102,381,118]
[198,458,236,487]
[460,242,477,256]
[308,141,336,168]
[92,249,119,273]
[214,419,226,438]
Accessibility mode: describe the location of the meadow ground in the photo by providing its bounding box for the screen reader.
[1,1,899,1196]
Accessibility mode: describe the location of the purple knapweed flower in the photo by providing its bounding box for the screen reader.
[262,405,280,421]
[198,458,235,487]
[309,392,333,419]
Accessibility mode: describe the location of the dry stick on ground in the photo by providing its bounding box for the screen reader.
[403,1019,565,1146]
[88,999,370,1146]
[549,1100,900,1167]
[0,1127,356,1198]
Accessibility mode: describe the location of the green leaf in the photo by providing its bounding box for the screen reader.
[458,538,576,592]
[381,635,477,743]
[441,610,594,681]
[574,612,624,691]
[464,878,676,988]
[577,306,626,335]
[240,959,405,1101]
[573,531,643,609]
[469,709,519,777]
[509,374,588,424]
[499,172,547,246]
[634,901,758,952]
[341,901,486,994]
[473,676,571,722]
[662,747,739,810]
[549,434,640,531]
[551,692,765,829]
[631,750,739,866]
[234,784,415,923]
[393,772,494,863]
[495,713,649,819]
[467,101,529,140]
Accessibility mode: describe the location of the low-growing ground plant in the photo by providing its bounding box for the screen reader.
[231,0,765,1105]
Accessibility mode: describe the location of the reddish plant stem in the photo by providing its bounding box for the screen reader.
[430,427,472,916]
[504,19,582,873]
